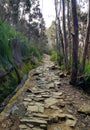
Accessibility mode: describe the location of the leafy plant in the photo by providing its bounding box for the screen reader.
[50,51,57,61]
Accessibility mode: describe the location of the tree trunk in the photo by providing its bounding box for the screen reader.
[67,0,71,62]
[62,0,68,70]
[54,0,61,64]
[80,0,90,74]
[70,0,79,85]
[58,17,64,62]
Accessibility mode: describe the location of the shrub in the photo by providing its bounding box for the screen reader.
[50,52,57,61]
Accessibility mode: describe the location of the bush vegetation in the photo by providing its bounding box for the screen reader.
[0,19,41,105]
[50,51,57,61]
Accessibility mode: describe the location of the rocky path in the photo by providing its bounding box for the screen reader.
[0,54,90,130]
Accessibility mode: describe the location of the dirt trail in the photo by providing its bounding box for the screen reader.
[0,54,90,130]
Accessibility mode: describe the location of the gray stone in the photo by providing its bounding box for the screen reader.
[50,105,59,110]
[40,124,47,130]
[38,106,44,113]
[36,95,42,98]
[45,98,58,108]
[35,102,44,107]
[26,124,34,128]
[28,102,35,106]
[47,83,55,89]
[58,101,65,107]
[54,81,61,86]
[42,94,50,98]
[78,103,90,114]
[34,97,45,102]
[20,118,47,125]
[32,127,43,130]
[19,124,28,129]
[66,118,77,127]
[27,105,38,112]
[24,98,32,102]
[33,113,48,118]
[52,92,63,96]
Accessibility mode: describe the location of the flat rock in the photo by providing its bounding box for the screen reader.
[33,113,48,118]
[36,95,42,98]
[45,98,58,108]
[52,92,63,96]
[66,118,77,127]
[50,105,59,110]
[19,124,28,129]
[54,81,61,86]
[32,127,43,130]
[47,83,55,89]
[20,118,47,125]
[24,98,32,102]
[78,103,90,114]
[35,102,44,107]
[26,124,34,128]
[27,105,38,112]
[34,98,45,102]
[42,94,50,98]
[40,124,47,129]
[38,106,44,113]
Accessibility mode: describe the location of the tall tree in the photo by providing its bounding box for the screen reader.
[70,0,79,85]
[80,0,90,74]
[54,0,60,61]
[54,0,64,65]
[62,0,68,70]
[67,0,71,61]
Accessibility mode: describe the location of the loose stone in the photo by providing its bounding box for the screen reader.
[27,105,38,112]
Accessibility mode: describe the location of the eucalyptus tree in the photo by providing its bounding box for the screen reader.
[54,0,64,65]
[67,0,71,61]
[62,0,68,70]
[70,0,79,85]
[80,0,90,74]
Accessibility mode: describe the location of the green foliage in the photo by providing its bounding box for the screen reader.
[0,19,42,106]
[50,52,57,61]
[0,19,41,67]
[15,32,30,58]
[0,20,11,65]
[20,62,32,78]
[84,61,90,74]
[29,44,41,59]
[0,71,18,104]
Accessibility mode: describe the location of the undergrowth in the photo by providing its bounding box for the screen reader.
[50,51,57,61]
[0,60,39,105]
